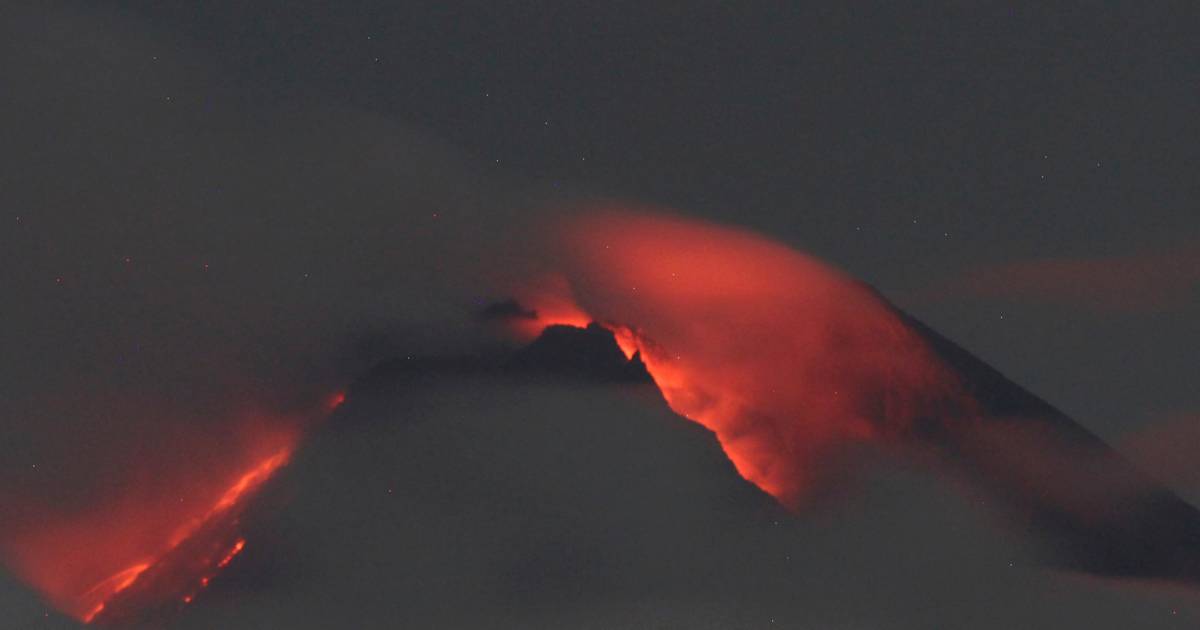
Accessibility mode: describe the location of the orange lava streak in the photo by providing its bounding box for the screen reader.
[536,208,972,507]
[216,539,246,569]
[79,562,151,623]
[214,450,289,513]
[1,392,347,623]
[176,538,248,612]
[609,324,799,499]
[74,449,291,623]
[166,448,292,547]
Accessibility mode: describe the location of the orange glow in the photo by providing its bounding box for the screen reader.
[0,394,345,624]
[541,208,975,507]
[501,274,593,340]
[171,538,248,615]
[156,447,291,551]
[79,562,151,623]
[60,449,290,623]
[216,539,246,569]
[209,450,289,520]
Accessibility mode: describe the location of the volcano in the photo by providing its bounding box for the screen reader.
[162,316,1200,629]
[904,315,1200,582]
[511,314,1200,585]
[491,208,1200,587]
[25,307,1198,628]
[4,209,1196,627]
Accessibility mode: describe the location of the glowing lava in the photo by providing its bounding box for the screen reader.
[79,563,151,623]
[173,448,292,544]
[527,208,979,507]
[216,539,246,569]
[79,448,290,625]
[503,274,594,341]
[2,393,347,625]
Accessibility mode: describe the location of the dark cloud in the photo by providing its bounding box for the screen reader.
[921,244,1200,313]
[479,299,539,322]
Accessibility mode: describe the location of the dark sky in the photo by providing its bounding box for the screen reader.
[2,2,1198,627]
[18,0,1192,436]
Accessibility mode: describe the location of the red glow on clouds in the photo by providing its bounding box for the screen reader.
[534,208,975,506]
[504,274,594,341]
[79,563,150,623]
[1,392,346,624]
[165,448,293,549]
[15,442,293,623]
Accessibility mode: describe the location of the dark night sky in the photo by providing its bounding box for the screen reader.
[2,2,1198,627]
[14,0,1193,435]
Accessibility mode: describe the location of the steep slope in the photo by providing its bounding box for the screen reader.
[901,312,1200,582]
[172,325,1200,628]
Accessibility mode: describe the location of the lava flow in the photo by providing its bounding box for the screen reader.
[79,445,292,625]
[513,208,979,507]
[2,393,346,626]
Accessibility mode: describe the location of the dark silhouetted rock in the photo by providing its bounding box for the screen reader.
[509,323,652,383]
